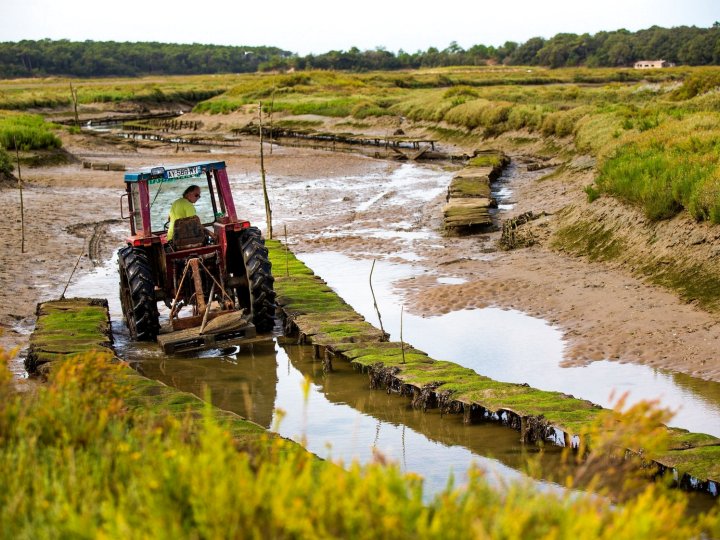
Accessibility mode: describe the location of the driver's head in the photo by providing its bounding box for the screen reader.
[183,185,201,202]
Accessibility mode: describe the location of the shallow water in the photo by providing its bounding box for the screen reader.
[299,251,720,438]
[67,257,576,498]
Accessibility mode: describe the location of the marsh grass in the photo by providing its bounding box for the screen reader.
[597,117,720,222]
[5,67,720,222]
[1,347,718,538]
[0,113,61,150]
[0,75,237,110]
[0,145,12,175]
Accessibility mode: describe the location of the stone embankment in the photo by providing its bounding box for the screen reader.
[25,298,281,448]
[443,150,510,233]
[268,240,720,495]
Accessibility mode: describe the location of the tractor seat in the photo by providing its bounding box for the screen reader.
[172,216,205,250]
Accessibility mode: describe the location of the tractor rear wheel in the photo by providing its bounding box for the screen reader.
[118,246,160,340]
[235,227,276,332]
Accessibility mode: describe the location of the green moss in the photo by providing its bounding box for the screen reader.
[656,445,720,483]
[642,260,720,312]
[552,220,626,262]
[448,176,491,199]
[27,299,112,371]
[468,154,502,168]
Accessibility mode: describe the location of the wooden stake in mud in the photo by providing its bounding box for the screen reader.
[369,259,387,340]
[13,136,25,254]
[258,102,273,239]
[284,224,289,277]
[69,83,79,129]
[60,252,84,300]
[268,88,276,155]
[400,304,406,363]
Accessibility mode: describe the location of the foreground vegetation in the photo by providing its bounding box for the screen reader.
[2,347,718,538]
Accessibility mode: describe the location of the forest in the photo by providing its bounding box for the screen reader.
[1,24,719,78]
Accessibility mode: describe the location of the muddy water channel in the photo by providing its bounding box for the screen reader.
[68,258,582,498]
[300,252,720,439]
[65,157,720,504]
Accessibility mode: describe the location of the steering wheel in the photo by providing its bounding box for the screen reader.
[163,219,170,231]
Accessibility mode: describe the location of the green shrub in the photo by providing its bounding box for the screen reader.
[507,104,544,131]
[671,70,720,100]
[443,86,479,99]
[0,145,13,175]
[584,184,600,202]
[0,113,62,150]
[540,107,589,138]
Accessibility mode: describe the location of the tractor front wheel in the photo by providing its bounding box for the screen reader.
[118,246,160,340]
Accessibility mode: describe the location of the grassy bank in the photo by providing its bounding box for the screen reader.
[190,67,720,227]
[0,112,61,150]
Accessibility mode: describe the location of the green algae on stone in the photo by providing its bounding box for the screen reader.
[26,298,112,373]
[265,240,720,489]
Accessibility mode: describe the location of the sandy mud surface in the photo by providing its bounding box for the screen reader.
[2,133,719,386]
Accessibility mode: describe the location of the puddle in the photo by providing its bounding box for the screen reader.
[298,252,720,438]
[437,277,467,285]
[356,163,448,212]
[319,228,438,241]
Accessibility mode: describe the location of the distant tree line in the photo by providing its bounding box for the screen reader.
[0,39,293,78]
[1,24,719,78]
[295,25,720,71]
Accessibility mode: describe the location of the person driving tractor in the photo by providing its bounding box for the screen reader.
[166,184,201,241]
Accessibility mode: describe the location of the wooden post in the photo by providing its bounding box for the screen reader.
[284,224,289,277]
[400,305,406,363]
[258,103,273,239]
[268,88,275,155]
[13,136,25,254]
[369,260,387,340]
[69,83,79,129]
[189,258,206,314]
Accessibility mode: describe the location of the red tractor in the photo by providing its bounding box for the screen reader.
[118,161,276,353]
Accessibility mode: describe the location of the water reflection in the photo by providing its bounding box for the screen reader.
[130,334,570,497]
[299,252,720,438]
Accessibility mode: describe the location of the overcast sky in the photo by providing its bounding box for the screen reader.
[1,0,717,55]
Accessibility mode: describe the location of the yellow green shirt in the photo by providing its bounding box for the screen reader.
[167,197,196,240]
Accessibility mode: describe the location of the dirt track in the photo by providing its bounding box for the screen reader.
[2,130,719,386]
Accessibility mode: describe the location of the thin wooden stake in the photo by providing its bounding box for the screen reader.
[60,252,84,299]
[400,304,406,363]
[284,224,289,277]
[69,83,79,129]
[268,88,276,155]
[13,136,25,254]
[369,259,387,340]
[258,102,273,239]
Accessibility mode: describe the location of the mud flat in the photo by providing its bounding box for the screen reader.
[269,240,720,495]
[442,150,509,233]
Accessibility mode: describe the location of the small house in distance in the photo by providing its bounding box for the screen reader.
[634,59,675,69]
